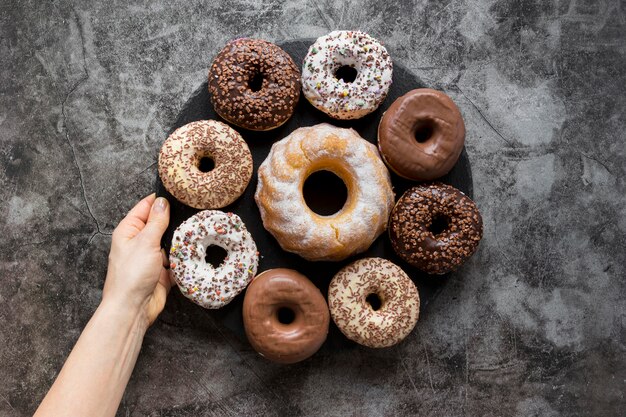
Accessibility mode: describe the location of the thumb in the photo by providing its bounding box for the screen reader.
[140,197,170,244]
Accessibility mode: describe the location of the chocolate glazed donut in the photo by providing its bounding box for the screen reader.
[208,38,301,131]
[242,269,330,364]
[378,88,465,181]
[388,183,483,275]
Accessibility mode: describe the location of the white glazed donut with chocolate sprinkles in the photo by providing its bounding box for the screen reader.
[169,210,259,309]
[301,31,393,119]
[158,120,253,209]
[328,257,420,348]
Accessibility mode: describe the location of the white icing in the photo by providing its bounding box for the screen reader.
[170,210,258,309]
[301,31,393,119]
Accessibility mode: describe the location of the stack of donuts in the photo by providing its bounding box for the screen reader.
[157,31,483,364]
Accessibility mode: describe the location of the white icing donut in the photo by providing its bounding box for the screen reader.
[169,210,259,309]
[301,30,393,119]
[255,123,395,261]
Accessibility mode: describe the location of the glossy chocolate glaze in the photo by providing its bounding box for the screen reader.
[242,269,329,364]
[378,88,465,181]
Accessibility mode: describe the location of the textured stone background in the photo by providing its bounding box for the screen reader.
[1,0,625,416]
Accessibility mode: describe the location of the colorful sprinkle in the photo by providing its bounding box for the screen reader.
[301,31,392,119]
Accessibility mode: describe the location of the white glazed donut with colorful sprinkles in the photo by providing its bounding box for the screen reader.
[169,210,259,309]
[301,30,393,119]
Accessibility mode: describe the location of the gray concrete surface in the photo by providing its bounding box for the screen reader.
[1,0,625,415]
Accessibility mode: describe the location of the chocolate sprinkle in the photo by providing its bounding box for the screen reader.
[158,120,253,209]
[328,257,420,348]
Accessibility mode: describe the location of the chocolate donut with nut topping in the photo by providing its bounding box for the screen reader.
[208,38,301,131]
[388,183,483,275]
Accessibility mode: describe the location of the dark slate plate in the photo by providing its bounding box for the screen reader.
[155,39,473,344]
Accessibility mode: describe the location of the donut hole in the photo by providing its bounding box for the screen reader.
[277,307,296,325]
[366,293,383,311]
[429,214,450,236]
[248,71,264,92]
[303,170,348,216]
[198,156,215,173]
[204,245,228,268]
[334,65,358,83]
[414,121,435,143]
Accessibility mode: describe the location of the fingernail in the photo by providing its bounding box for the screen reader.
[153,197,168,213]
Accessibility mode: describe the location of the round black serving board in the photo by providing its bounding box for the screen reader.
[156,39,473,344]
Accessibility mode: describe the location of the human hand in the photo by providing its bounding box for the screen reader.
[102,194,173,328]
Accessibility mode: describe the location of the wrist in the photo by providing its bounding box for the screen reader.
[97,297,150,334]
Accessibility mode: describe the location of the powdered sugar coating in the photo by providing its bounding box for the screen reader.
[328,257,420,348]
[255,123,395,261]
[158,120,253,209]
[169,210,258,309]
[302,31,393,119]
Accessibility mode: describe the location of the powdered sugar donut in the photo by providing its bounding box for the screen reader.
[328,257,420,348]
[169,210,259,309]
[301,31,393,119]
[255,123,394,261]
